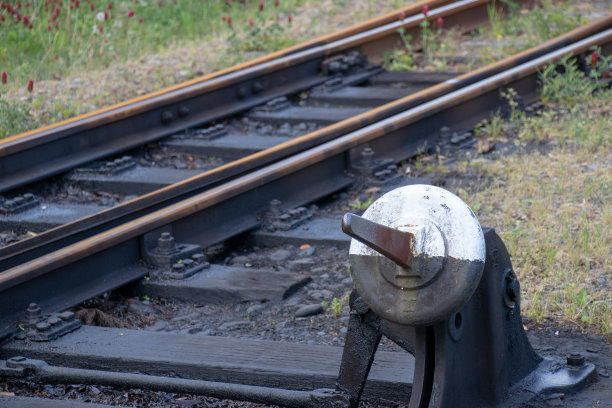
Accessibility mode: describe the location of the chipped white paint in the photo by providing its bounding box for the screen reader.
[349,185,485,262]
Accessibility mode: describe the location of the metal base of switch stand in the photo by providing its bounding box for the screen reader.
[335,229,596,408]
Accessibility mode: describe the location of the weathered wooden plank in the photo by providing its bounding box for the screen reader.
[136,265,311,303]
[1,326,413,401]
[0,395,118,408]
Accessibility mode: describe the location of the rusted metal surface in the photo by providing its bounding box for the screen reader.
[342,213,415,268]
[0,0,531,193]
[2,14,610,272]
[1,28,611,341]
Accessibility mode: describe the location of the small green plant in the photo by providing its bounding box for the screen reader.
[0,99,39,139]
[323,293,350,317]
[141,295,151,301]
[383,27,414,71]
[349,196,374,211]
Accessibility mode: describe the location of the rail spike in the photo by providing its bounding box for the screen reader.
[331,185,596,408]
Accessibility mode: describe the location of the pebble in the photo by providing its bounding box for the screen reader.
[270,249,291,261]
[288,258,315,271]
[599,370,610,378]
[218,320,250,331]
[145,321,169,332]
[246,304,266,316]
[299,246,316,257]
[295,304,324,317]
[308,289,333,301]
[340,327,348,334]
[231,255,250,266]
[127,301,158,316]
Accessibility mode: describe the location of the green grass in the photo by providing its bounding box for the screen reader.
[0,0,303,93]
[455,60,611,336]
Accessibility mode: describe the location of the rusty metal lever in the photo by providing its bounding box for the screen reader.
[341,213,413,268]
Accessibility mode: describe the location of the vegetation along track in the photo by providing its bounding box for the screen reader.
[0,1,611,407]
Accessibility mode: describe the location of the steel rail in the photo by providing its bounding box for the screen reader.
[1,14,610,270]
[1,28,610,341]
[0,0,530,193]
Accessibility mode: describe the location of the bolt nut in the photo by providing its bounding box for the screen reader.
[47,317,61,327]
[59,311,75,321]
[192,253,205,263]
[26,303,41,319]
[36,322,51,331]
[172,263,185,272]
[567,353,585,367]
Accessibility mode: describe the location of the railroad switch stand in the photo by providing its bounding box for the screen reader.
[334,185,595,408]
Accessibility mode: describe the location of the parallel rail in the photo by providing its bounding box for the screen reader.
[0,0,528,193]
[2,7,610,272]
[1,24,611,341]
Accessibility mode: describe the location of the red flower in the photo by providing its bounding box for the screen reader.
[127,9,134,17]
[55,6,60,14]
[104,10,108,19]
[422,4,429,15]
[258,0,264,11]
[398,11,406,20]
[27,79,33,92]
[274,0,279,6]
[22,15,28,25]
[47,24,51,30]
[248,17,253,25]
[98,24,103,32]
[287,13,292,23]
[221,15,226,22]
[590,51,598,67]
[138,16,143,23]
[436,16,443,26]
[227,15,231,27]
[28,22,32,29]
[1,71,7,84]
[90,1,93,11]
[107,2,111,9]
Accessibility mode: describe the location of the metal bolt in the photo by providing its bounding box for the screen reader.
[36,322,51,331]
[172,263,185,272]
[268,199,282,216]
[23,193,34,201]
[504,270,520,309]
[157,232,176,252]
[360,147,375,167]
[4,199,15,209]
[182,259,194,269]
[59,311,75,321]
[178,105,190,117]
[280,214,291,222]
[567,353,585,367]
[47,317,61,327]
[192,253,205,263]
[9,356,26,362]
[26,303,41,319]
[161,110,173,124]
[236,86,248,99]
[105,161,116,169]
[14,197,24,206]
[288,209,299,219]
[252,81,263,94]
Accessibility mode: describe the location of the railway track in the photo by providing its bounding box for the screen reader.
[1,1,612,407]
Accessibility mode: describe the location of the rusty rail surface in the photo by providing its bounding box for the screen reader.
[1,25,610,341]
[0,0,530,193]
